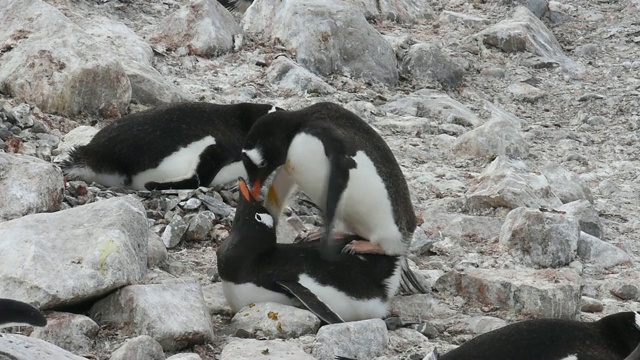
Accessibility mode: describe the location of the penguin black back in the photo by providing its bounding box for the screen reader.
[0,298,47,328]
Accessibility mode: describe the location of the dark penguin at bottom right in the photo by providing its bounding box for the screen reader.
[425,311,640,360]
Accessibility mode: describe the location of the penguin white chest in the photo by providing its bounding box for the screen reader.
[285,133,331,205]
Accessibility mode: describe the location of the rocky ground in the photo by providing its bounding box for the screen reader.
[0,0,639,359]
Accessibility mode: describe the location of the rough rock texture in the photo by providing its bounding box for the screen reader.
[220,339,314,360]
[401,42,465,90]
[166,354,202,360]
[30,312,100,355]
[541,164,593,204]
[266,56,336,95]
[89,282,214,351]
[381,90,480,127]
[313,319,389,360]
[0,0,131,117]
[109,335,165,360]
[243,0,399,85]
[227,302,321,339]
[558,200,603,238]
[577,232,632,270]
[0,152,64,221]
[0,334,89,360]
[0,196,148,308]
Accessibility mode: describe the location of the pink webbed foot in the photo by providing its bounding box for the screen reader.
[342,240,385,255]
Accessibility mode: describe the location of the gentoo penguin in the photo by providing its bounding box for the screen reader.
[62,102,281,191]
[423,311,640,360]
[216,178,403,323]
[241,102,426,293]
[0,298,47,328]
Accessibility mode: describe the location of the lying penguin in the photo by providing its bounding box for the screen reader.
[63,102,280,191]
[241,102,426,293]
[0,298,47,328]
[216,178,403,323]
[421,311,640,360]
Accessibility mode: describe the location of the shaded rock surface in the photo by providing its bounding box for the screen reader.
[30,312,99,355]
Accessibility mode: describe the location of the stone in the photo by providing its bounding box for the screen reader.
[89,282,214,351]
[434,268,581,319]
[390,294,457,321]
[440,11,490,26]
[453,102,528,160]
[508,0,549,18]
[0,0,131,117]
[30,312,99,354]
[109,335,165,360]
[243,0,399,85]
[167,354,202,360]
[499,207,579,268]
[577,232,631,270]
[148,0,241,57]
[161,214,188,248]
[558,200,602,238]
[580,296,604,313]
[610,284,638,301]
[3,103,35,128]
[313,319,389,360]
[477,6,584,76]
[198,194,233,217]
[125,62,192,106]
[0,153,64,222]
[401,43,465,90]
[220,339,314,360]
[420,209,503,244]
[464,316,508,334]
[148,231,169,268]
[0,334,88,360]
[182,198,202,210]
[228,302,321,339]
[201,283,233,315]
[184,211,215,241]
[266,56,336,95]
[465,156,563,210]
[0,196,148,308]
[507,82,546,103]
[381,90,480,127]
[410,227,435,255]
[541,164,594,204]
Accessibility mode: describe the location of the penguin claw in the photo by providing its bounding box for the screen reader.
[342,240,385,255]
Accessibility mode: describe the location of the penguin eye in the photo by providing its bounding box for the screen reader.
[257,160,267,168]
[254,212,274,228]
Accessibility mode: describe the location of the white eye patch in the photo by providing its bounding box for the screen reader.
[242,148,266,168]
[254,212,274,228]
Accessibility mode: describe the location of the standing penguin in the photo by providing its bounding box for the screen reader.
[241,102,426,293]
[0,298,47,328]
[216,178,403,323]
[63,102,281,191]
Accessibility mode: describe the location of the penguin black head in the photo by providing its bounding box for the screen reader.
[229,177,277,248]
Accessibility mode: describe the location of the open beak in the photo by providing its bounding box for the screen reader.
[264,167,296,219]
[251,178,263,199]
[238,177,252,201]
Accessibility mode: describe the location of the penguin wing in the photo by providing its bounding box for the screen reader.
[275,280,344,324]
[0,298,47,328]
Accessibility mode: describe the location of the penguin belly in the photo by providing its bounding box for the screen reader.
[221,281,295,312]
[286,134,405,255]
[210,161,247,187]
[130,136,216,190]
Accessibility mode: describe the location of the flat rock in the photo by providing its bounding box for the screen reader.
[580,296,604,313]
[466,156,563,210]
[30,312,99,355]
[0,334,88,360]
[0,0,131,117]
[499,207,579,268]
[167,354,202,360]
[89,281,214,351]
[541,164,594,204]
[401,42,465,90]
[266,56,336,95]
[0,153,64,222]
[227,302,321,339]
[0,196,148,308]
[390,294,457,321]
[464,316,508,334]
[381,90,480,127]
[507,82,546,103]
[201,282,233,315]
[420,209,503,244]
[110,335,165,360]
[243,0,399,85]
[440,10,490,26]
[577,232,632,270]
[220,339,314,360]
[313,319,389,360]
[148,0,241,57]
[434,267,581,319]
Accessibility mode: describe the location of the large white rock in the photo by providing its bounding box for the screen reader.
[221,339,314,360]
[109,335,165,360]
[228,302,321,339]
[0,333,88,360]
[0,153,64,222]
[0,0,131,117]
[381,90,480,128]
[90,281,214,351]
[313,319,389,360]
[0,196,148,308]
[243,0,399,85]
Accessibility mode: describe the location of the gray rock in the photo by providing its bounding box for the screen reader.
[243,0,399,85]
[558,200,602,238]
[506,0,549,18]
[30,312,99,355]
[381,90,480,127]
[198,194,233,217]
[390,294,457,320]
[440,11,490,26]
[453,102,528,160]
[167,354,202,360]
[610,284,638,300]
[201,283,234,315]
[401,43,465,90]
[52,126,98,162]
[420,209,503,244]
[182,198,202,210]
[0,0,131,117]
[541,164,594,204]
[149,0,241,57]
[507,82,546,103]
[228,302,321,339]
[477,6,584,76]
[434,268,581,319]
[184,211,215,241]
[580,296,604,313]
[125,62,192,106]
[90,282,214,350]
[266,56,336,95]
[3,103,35,128]
[0,152,64,222]
[0,334,88,360]
[148,231,169,268]
[0,196,148,308]
[466,156,562,210]
[348,0,434,23]
[577,232,631,270]
[499,207,579,268]
[464,316,508,334]
[574,43,599,57]
[313,319,389,360]
[162,214,188,248]
[220,339,314,360]
[110,335,165,360]
[410,227,435,255]
[78,15,153,65]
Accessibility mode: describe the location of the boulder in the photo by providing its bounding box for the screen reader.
[266,56,336,95]
[313,319,389,360]
[0,334,88,360]
[221,339,314,360]
[227,302,321,339]
[401,42,465,90]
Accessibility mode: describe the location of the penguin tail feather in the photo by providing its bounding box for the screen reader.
[60,147,93,180]
[399,256,429,295]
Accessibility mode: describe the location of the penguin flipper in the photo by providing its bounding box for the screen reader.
[0,298,47,328]
[321,154,356,260]
[399,257,429,295]
[275,280,344,324]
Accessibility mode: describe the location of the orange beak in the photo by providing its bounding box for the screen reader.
[238,178,251,201]
[251,178,263,199]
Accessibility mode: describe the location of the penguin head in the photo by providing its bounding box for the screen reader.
[242,135,289,199]
[229,177,277,246]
